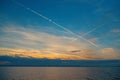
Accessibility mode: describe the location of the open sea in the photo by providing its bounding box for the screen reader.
[0,67,120,80]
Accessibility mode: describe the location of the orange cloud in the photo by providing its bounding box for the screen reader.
[0,47,119,60]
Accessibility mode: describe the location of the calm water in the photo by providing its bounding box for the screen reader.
[0,67,120,80]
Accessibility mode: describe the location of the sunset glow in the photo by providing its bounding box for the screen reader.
[0,0,120,61]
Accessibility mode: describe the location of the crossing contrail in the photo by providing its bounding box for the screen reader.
[11,0,99,48]
[82,18,110,37]
[82,24,105,36]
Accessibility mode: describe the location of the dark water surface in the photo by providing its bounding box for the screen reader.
[0,67,120,80]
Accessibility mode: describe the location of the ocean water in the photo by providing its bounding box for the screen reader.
[0,67,120,80]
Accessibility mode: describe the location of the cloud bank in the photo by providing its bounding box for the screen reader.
[0,24,119,60]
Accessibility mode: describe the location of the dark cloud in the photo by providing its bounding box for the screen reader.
[0,61,10,65]
[0,56,120,67]
[70,50,81,53]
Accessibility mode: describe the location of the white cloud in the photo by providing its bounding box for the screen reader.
[100,48,120,59]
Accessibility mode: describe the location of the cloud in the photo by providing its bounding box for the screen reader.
[89,38,98,42]
[111,29,120,33]
[0,61,10,65]
[70,50,81,53]
[0,25,120,60]
[0,56,120,66]
[100,48,120,59]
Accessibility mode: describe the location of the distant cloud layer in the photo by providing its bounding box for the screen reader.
[0,56,120,66]
[0,24,119,60]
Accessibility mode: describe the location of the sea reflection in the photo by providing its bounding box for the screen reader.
[0,67,120,80]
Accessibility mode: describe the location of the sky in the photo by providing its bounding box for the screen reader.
[0,0,120,60]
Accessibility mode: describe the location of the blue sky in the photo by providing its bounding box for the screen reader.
[0,0,120,60]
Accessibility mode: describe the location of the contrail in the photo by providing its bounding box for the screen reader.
[82,24,105,36]
[82,17,110,37]
[11,0,99,48]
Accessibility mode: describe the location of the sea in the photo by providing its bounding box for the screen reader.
[0,67,120,80]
